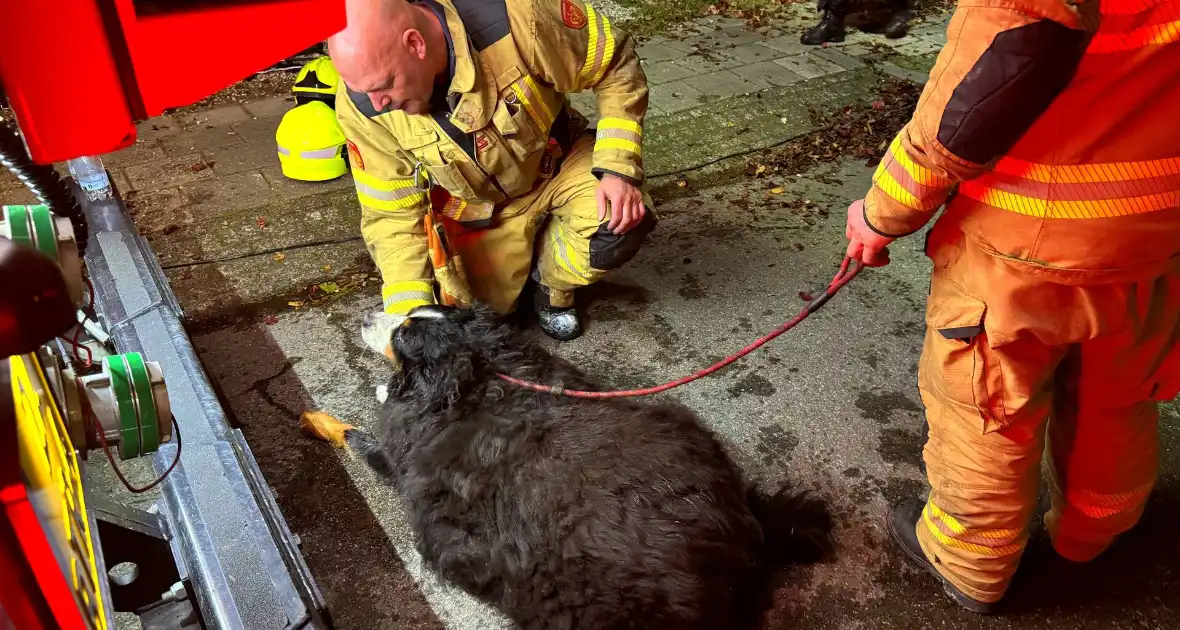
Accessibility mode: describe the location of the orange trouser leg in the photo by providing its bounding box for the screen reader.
[915,226,1180,602]
[916,293,1062,603]
[1044,274,1180,562]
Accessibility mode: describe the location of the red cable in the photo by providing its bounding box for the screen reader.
[497,257,865,398]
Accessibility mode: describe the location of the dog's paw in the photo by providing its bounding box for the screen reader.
[376,384,389,404]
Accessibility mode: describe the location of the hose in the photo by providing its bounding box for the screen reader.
[0,115,89,254]
[498,258,865,398]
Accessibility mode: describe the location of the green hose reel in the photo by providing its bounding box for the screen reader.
[2,204,83,307]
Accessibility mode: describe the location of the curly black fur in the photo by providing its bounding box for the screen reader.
[346,304,834,629]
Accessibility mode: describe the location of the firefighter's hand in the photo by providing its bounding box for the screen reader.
[597,175,646,235]
[845,199,893,267]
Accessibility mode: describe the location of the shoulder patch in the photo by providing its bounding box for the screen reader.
[347,140,365,170]
[561,0,588,29]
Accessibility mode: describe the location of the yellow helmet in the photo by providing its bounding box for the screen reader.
[275,101,348,181]
[292,56,340,107]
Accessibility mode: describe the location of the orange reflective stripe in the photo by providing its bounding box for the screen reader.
[923,502,1024,557]
[1088,2,1180,53]
[962,156,1180,219]
[1064,482,1153,519]
[871,135,953,211]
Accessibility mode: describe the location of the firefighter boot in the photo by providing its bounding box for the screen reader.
[533,283,583,342]
[882,8,913,38]
[887,499,997,615]
[801,11,846,45]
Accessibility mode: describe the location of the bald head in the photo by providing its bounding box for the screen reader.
[328,0,448,116]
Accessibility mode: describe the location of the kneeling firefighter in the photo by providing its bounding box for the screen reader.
[327,0,656,341]
[843,0,1180,614]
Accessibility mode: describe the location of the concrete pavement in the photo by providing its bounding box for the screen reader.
[24,5,1177,629]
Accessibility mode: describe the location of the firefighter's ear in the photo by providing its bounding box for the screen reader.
[402,28,428,61]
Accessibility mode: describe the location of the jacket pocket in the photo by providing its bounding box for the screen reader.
[495,86,545,162]
[1148,345,1180,402]
[925,273,1009,433]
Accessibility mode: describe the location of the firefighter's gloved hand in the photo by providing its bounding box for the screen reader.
[845,198,894,267]
[597,174,646,235]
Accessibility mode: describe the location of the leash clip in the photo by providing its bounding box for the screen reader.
[412,161,432,190]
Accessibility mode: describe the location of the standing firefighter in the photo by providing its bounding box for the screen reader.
[328,0,655,341]
[844,0,1180,613]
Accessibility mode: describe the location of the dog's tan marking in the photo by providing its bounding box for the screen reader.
[300,411,355,447]
[383,343,395,362]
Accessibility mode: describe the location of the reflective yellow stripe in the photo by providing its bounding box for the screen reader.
[872,164,923,211]
[598,117,642,136]
[551,221,590,281]
[960,182,1179,218]
[510,82,549,132]
[579,4,616,86]
[382,280,434,314]
[524,76,554,129]
[923,502,1023,557]
[352,169,426,212]
[888,135,953,188]
[594,137,642,155]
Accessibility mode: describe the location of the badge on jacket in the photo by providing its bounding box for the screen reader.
[561,0,587,29]
[347,140,364,170]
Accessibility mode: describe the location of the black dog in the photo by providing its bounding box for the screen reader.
[304,304,834,629]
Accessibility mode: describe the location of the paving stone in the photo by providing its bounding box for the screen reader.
[879,61,930,86]
[104,140,168,169]
[176,104,253,128]
[125,154,215,193]
[232,116,284,144]
[642,55,743,85]
[684,69,773,98]
[892,38,945,57]
[243,96,297,119]
[181,170,274,219]
[730,61,807,88]
[135,115,182,140]
[761,33,814,57]
[721,42,788,64]
[124,187,193,238]
[773,53,846,79]
[809,47,868,70]
[261,166,352,202]
[109,169,132,196]
[648,81,706,115]
[158,126,245,157]
[569,91,597,117]
[635,41,684,64]
[207,140,281,177]
[694,16,749,30]
[641,35,697,53]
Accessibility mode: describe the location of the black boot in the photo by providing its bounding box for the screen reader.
[533,284,582,341]
[887,499,998,615]
[882,8,913,38]
[801,11,846,45]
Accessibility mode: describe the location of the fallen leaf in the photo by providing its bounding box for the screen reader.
[263,315,279,325]
[799,291,814,302]
[318,282,340,294]
[257,217,268,229]
[288,301,304,308]
[754,164,768,176]
[273,252,286,262]
[322,264,332,272]
[821,42,831,49]
[189,162,209,172]
[871,100,885,111]
[677,180,688,188]
[769,187,785,194]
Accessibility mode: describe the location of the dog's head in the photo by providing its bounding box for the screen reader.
[361,303,510,406]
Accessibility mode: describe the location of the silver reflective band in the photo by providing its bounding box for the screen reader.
[355,181,420,202]
[276,145,341,159]
[301,146,341,159]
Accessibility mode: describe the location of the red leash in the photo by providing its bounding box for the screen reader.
[497,257,865,398]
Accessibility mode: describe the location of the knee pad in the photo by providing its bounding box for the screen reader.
[589,207,657,271]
